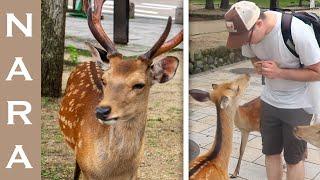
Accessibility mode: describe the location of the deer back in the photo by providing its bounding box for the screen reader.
[59,61,103,150]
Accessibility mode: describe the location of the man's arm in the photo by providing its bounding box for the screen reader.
[287,17,320,81]
[261,61,320,82]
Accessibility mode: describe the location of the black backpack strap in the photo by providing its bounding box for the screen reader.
[281,13,299,58]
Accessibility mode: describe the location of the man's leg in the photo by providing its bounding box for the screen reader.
[260,101,283,180]
[280,108,313,180]
[265,154,283,180]
[287,161,305,180]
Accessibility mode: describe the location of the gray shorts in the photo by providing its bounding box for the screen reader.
[260,100,313,164]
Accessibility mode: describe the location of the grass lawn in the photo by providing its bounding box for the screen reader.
[190,0,320,8]
[41,52,183,179]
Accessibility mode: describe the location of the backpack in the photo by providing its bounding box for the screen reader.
[280,10,320,117]
[281,11,320,66]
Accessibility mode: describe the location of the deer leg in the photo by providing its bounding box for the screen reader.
[230,130,250,178]
[73,161,81,180]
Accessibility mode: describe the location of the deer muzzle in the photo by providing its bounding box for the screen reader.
[96,106,118,125]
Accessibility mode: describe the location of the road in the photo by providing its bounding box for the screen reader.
[68,0,181,20]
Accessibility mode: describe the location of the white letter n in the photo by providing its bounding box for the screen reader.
[6,145,33,169]
[7,101,32,125]
[6,57,33,81]
[7,13,32,37]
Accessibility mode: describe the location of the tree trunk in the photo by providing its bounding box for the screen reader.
[41,0,67,97]
[270,0,279,10]
[299,0,303,7]
[220,0,229,9]
[205,0,214,9]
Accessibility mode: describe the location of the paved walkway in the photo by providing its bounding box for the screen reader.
[189,61,320,180]
[65,15,182,57]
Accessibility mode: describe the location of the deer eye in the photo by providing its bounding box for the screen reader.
[133,83,145,90]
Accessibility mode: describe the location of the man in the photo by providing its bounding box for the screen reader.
[224,1,320,180]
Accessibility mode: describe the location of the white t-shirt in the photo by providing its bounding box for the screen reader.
[242,11,320,109]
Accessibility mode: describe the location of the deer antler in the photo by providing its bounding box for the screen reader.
[139,16,172,62]
[85,0,182,60]
[87,0,121,58]
[154,30,183,57]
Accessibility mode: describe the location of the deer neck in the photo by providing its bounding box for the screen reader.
[106,101,149,160]
[112,109,147,141]
[189,103,237,177]
[90,93,150,174]
[208,103,237,169]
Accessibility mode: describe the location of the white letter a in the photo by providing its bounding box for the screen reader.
[6,57,33,81]
[6,145,33,169]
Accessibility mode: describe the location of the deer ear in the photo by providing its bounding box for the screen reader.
[220,96,230,109]
[151,56,179,84]
[85,42,110,70]
[189,89,210,102]
[212,84,218,89]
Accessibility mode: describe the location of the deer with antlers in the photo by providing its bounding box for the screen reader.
[58,0,183,179]
[189,74,250,179]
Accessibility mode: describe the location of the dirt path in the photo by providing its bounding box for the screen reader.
[190,20,228,53]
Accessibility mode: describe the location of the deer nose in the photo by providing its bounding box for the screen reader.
[96,106,111,120]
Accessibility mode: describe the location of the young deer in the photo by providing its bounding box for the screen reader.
[58,0,183,179]
[294,124,320,148]
[230,96,260,178]
[189,74,250,180]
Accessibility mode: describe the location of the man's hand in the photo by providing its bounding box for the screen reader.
[251,58,320,82]
[253,61,263,75]
[261,61,282,79]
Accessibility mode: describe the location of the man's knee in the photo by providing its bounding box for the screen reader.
[266,154,281,160]
[287,159,304,166]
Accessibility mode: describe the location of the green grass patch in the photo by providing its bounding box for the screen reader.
[65,45,91,57]
[64,59,78,67]
[147,117,163,128]
[167,107,182,114]
[66,45,79,64]
[41,97,74,179]
[41,97,59,110]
